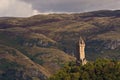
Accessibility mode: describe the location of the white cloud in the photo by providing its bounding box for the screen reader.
[32,10,40,15]
[0,0,40,17]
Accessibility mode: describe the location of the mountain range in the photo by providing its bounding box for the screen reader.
[0,10,120,80]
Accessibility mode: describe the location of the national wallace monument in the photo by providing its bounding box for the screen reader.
[75,37,87,65]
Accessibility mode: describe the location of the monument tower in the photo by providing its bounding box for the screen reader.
[76,37,87,65]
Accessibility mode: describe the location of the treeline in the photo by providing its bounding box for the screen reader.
[48,59,120,80]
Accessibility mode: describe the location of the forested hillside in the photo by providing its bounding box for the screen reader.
[49,59,120,80]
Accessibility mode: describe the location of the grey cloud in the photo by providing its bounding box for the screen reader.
[0,0,120,17]
[22,0,120,13]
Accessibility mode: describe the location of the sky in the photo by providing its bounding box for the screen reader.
[0,0,120,17]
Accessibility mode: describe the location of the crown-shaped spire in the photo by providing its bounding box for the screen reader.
[79,37,85,44]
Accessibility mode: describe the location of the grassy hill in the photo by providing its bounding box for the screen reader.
[0,10,120,79]
[0,45,50,80]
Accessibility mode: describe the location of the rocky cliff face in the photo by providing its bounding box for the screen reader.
[104,40,120,50]
[0,68,47,80]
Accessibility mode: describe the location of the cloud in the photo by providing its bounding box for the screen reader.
[0,0,40,17]
[0,0,120,17]
[23,0,120,13]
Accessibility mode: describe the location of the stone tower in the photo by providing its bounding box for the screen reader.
[76,37,87,65]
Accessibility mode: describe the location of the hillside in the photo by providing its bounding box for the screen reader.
[0,10,120,79]
[0,45,50,80]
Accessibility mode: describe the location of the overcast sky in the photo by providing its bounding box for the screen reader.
[0,0,120,17]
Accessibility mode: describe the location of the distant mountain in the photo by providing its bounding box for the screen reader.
[0,10,120,79]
